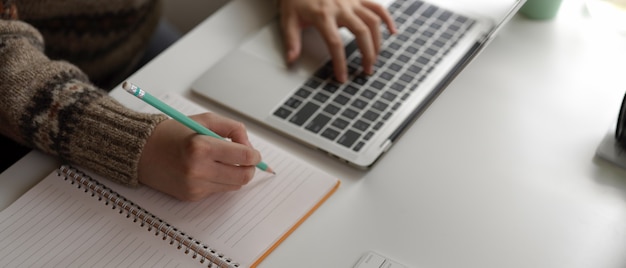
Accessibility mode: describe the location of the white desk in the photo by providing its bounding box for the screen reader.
[2,0,626,267]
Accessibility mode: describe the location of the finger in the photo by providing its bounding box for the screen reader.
[190,113,253,146]
[198,162,257,186]
[313,18,348,82]
[354,7,382,55]
[362,0,397,34]
[339,12,375,75]
[195,136,262,167]
[280,11,303,63]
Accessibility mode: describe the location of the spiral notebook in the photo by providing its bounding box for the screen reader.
[0,93,340,267]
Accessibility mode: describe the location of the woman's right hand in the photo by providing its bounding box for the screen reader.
[137,113,262,201]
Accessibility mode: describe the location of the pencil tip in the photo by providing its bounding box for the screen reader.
[266,167,276,175]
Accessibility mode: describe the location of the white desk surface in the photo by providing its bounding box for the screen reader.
[2,0,626,267]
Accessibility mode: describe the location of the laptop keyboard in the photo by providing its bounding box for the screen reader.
[272,0,476,152]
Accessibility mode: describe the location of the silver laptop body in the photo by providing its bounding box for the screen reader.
[192,0,525,168]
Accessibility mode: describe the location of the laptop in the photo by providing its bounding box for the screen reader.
[192,0,525,168]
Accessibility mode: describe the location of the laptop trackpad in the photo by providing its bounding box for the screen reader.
[192,49,308,121]
[192,20,335,121]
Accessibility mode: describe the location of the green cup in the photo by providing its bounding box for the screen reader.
[519,0,564,20]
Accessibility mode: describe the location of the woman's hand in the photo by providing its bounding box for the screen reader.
[137,113,261,201]
[279,0,397,82]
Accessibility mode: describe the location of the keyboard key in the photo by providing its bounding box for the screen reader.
[284,97,302,109]
[347,64,358,75]
[305,79,322,89]
[363,110,380,121]
[289,102,319,126]
[425,48,437,56]
[397,34,410,42]
[321,128,340,141]
[429,22,442,30]
[344,85,359,95]
[439,10,452,21]
[383,112,393,120]
[353,75,368,85]
[397,54,411,63]
[353,141,365,152]
[345,40,359,56]
[414,18,426,26]
[404,1,423,16]
[399,73,413,83]
[333,94,350,105]
[353,120,370,131]
[382,31,391,40]
[389,63,402,72]
[417,56,430,65]
[374,59,386,68]
[372,100,388,112]
[394,16,407,25]
[389,42,402,50]
[295,88,312,98]
[361,89,377,99]
[323,83,339,93]
[380,72,394,81]
[382,92,397,102]
[423,6,437,18]
[391,82,406,92]
[373,121,384,130]
[433,40,445,48]
[342,108,359,119]
[273,107,292,119]
[315,64,333,79]
[380,50,393,59]
[364,131,374,141]
[338,130,361,148]
[371,80,385,90]
[408,65,422,74]
[332,118,350,129]
[305,114,331,133]
[351,99,368,110]
[324,104,341,115]
[313,92,330,103]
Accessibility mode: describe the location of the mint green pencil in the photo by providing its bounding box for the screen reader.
[122,81,274,174]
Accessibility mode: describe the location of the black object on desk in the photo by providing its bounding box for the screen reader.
[616,92,626,147]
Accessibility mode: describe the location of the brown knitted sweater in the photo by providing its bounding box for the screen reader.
[0,0,169,186]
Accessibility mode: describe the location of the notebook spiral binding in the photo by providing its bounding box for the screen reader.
[57,165,239,268]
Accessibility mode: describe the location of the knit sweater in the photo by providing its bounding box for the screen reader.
[0,0,169,186]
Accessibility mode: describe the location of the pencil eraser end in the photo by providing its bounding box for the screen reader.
[122,81,131,90]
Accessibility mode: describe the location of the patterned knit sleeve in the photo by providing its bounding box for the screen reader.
[0,19,168,186]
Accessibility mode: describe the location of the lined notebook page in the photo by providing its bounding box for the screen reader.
[0,93,339,268]
[0,171,199,267]
[105,93,340,267]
